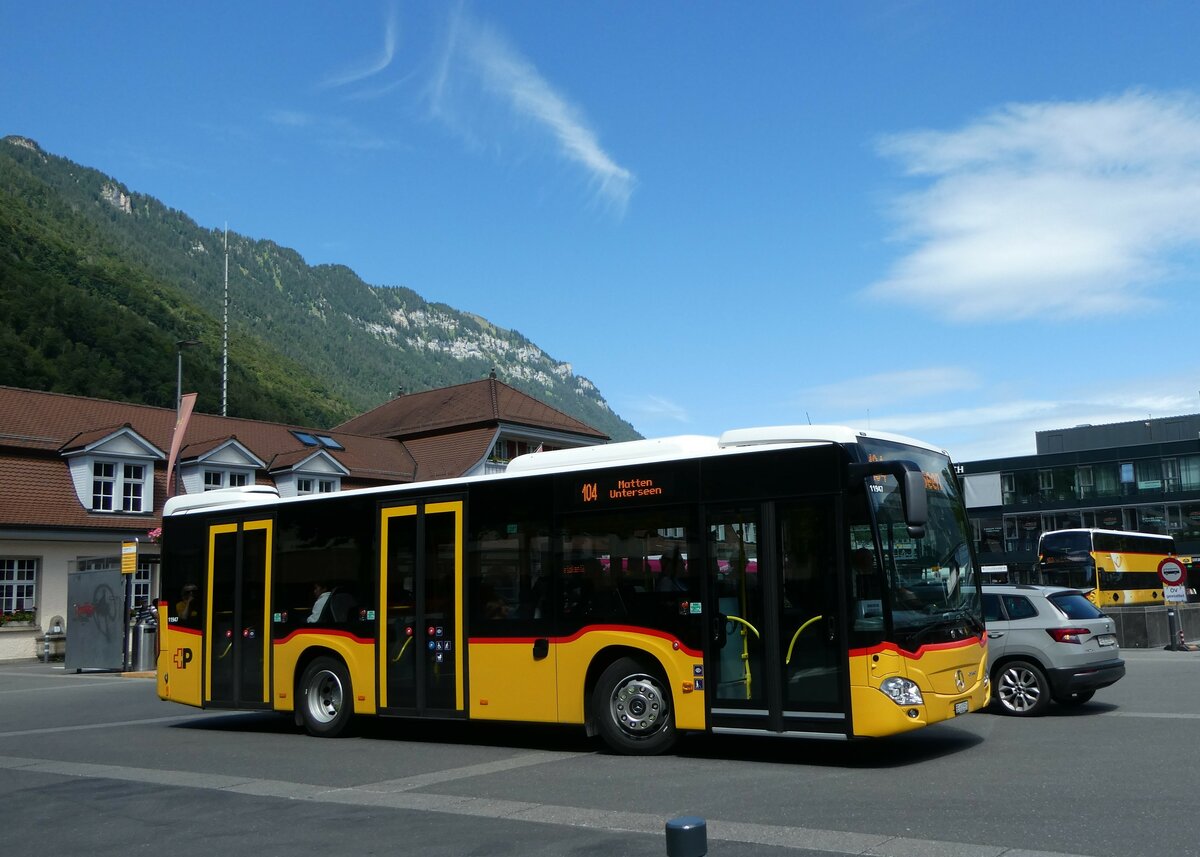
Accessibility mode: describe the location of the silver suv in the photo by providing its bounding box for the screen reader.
[982,584,1125,716]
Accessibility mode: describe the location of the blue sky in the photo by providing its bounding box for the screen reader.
[4,2,1200,461]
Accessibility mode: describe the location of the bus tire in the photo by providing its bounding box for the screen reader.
[593,657,676,755]
[992,659,1050,717]
[299,656,355,738]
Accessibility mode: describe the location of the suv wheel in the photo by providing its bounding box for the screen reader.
[993,659,1050,716]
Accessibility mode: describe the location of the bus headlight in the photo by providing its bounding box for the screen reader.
[879,677,924,706]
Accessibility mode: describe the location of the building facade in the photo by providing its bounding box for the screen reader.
[959,413,1200,597]
[0,378,608,661]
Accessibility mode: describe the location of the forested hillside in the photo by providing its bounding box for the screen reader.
[0,135,638,439]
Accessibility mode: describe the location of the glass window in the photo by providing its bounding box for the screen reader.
[0,558,38,623]
[204,470,224,491]
[296,478,314,495]
[318,479,337,493]
[1001,595,1038,620]
[92,461,115,510]
[229,472,249,487]
[557,506,702,651]
[92,460,148,513]
[1048,591,1105,620]
[1093,464,1121,498]
[1135,460,1162,491]
[981,593,1003,623]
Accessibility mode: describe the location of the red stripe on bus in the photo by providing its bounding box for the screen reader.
[168,625,204,638]
[849,636,985,660]
[273,628,375,646]
[469,624,703,658]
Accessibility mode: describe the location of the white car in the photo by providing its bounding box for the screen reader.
[982,585,1125,716]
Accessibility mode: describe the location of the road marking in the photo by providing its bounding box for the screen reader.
[0,712,229,739]
[355,750,587,792]
[0,753,1098,857]
[1100,711,1200,720]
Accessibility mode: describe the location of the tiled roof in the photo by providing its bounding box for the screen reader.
[0,382,608,534]
[336,377,607,441]
[403,427,498,482]
[0,386,417,531]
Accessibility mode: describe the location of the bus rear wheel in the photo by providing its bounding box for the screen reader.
[593,657,675,755]
[299,656,355,737]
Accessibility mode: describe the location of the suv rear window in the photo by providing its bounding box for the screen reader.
[1048,592,1104,619]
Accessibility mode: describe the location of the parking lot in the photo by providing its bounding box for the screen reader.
[2,647,1198,857]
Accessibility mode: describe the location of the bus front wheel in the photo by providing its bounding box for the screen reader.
[593,657,676,755]
[299,656,355,738]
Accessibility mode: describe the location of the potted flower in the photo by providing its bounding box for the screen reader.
[0,609,36,627]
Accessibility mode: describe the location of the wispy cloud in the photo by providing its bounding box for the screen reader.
[266,110,387,151]
[319,6,400,91]
[427,9,635,212]
[870,91,1200,322]
[627,394,690,425]
[829,380,1198,462]
[802,366,979,412]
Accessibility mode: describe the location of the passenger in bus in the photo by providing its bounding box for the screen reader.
[480,578,511,620]
[656,552,688,592]
[176,584,200,621]
[308,582,331,623]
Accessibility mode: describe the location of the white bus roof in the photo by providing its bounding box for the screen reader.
[163,425,948,516]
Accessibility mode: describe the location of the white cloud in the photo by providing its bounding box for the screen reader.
[628,394,690,425]
[267,110,387,151]
[427,9,635,212]
[870,91,1200,322]
[803,366,979,411]
[848,383,1198,463]
[319,6,400,90]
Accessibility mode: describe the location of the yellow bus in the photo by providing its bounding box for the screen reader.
[1037,528,1176,607]
[156,426,988,754]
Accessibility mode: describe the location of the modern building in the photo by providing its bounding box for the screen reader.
[958,413,1200,646]
[0,378,608,661]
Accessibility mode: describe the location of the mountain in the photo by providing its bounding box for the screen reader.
[0,135,639,440]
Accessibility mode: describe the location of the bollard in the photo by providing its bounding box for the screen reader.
[665,816,706,857]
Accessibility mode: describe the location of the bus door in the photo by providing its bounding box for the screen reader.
[706,499,846,737]
[379,499,464,716]
[206,519,273,709]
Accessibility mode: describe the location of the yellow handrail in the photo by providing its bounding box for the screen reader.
[724,614,760,699]
[785,615,823,665]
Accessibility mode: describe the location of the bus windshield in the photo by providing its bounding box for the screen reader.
[858,440,983,640]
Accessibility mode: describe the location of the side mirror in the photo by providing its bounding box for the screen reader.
[848,460,928,537]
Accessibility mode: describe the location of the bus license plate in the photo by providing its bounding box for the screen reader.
[954,700,969,716]
[1097,634,1116,647]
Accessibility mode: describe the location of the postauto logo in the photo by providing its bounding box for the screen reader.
[173,648,194,670]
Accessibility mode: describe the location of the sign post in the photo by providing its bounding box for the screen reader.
[1157,558,1188,651]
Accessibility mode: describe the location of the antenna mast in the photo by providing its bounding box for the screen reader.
[222,224,229,416]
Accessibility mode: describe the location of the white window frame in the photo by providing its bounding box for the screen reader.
[317,479,337,493]
[204,470,225,491]
[296,478,314,495]
[0,558,38,621]
[92,459,149,513]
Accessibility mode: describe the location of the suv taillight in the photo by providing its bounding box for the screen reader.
[1046,627,1090,644]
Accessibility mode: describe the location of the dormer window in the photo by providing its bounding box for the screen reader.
[91,461,148,512]
[203,469,251,491]
[63,425,164,516]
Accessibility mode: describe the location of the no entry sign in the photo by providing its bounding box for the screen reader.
[1157,557,1187,587]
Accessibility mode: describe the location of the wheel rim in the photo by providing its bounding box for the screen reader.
[997,665,1042,712]
[607,673,668,739]
[306,669,344,724]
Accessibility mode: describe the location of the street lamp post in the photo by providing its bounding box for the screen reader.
[176,339,201,411]
[173,339,201,495]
